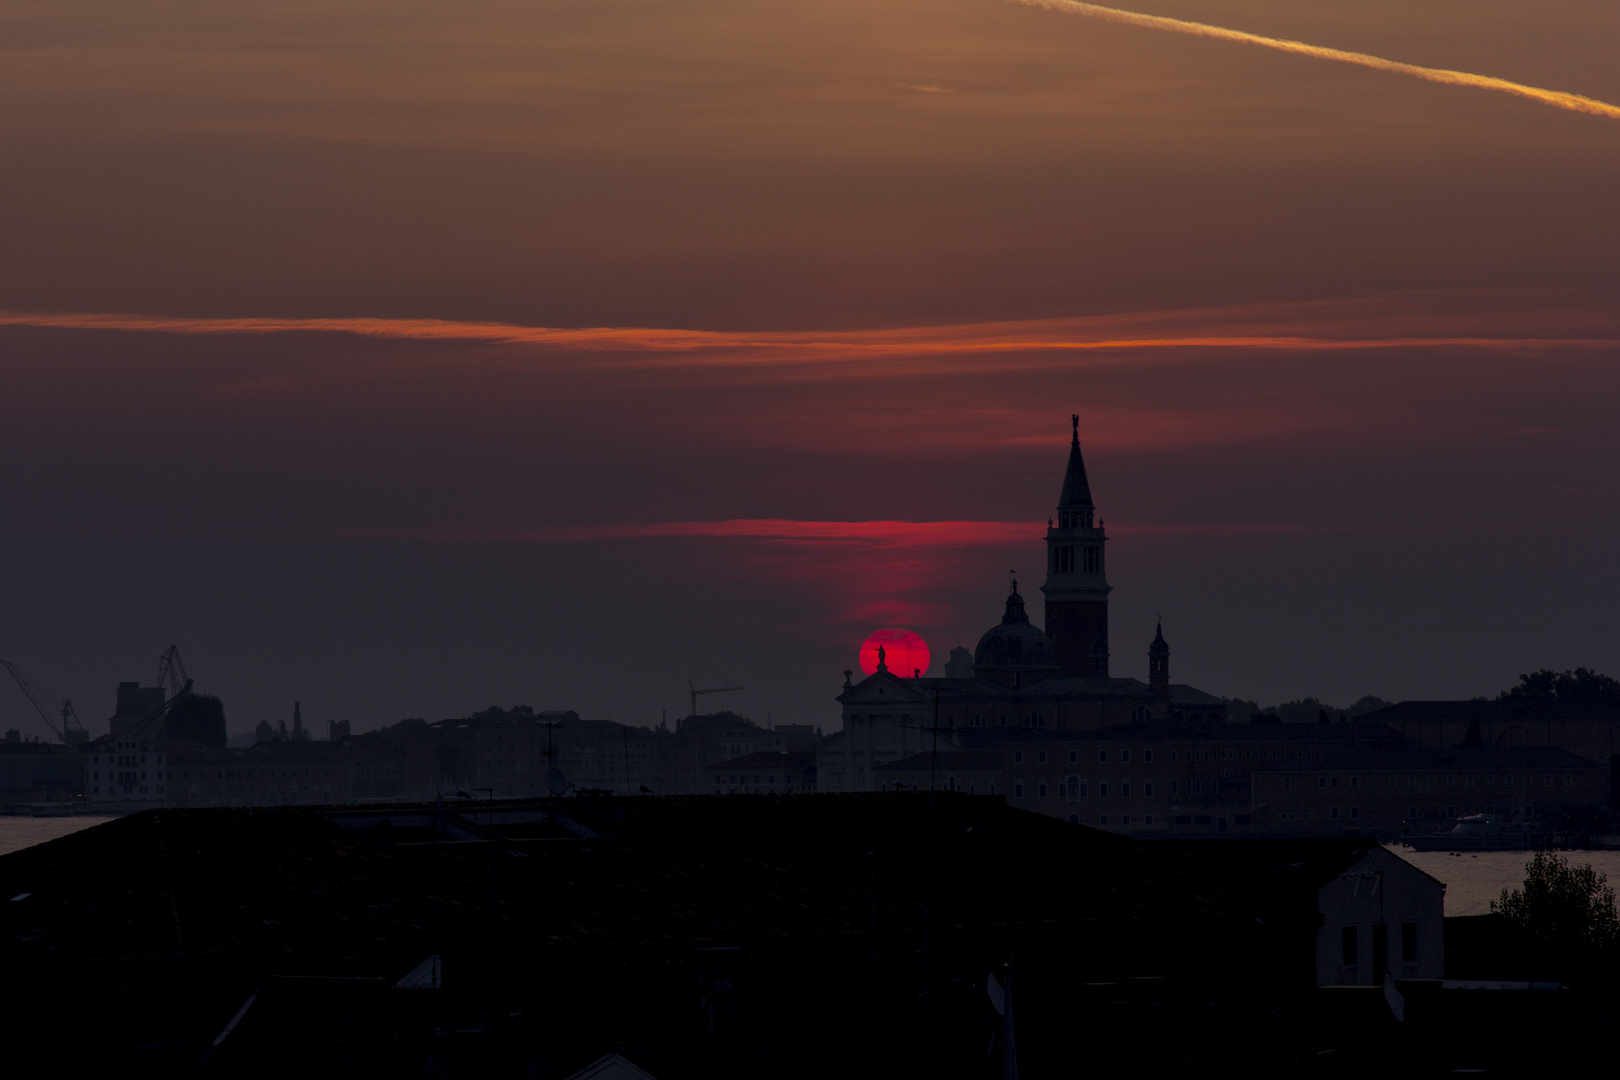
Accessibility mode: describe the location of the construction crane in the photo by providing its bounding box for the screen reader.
[0,658,72,744]
[157,645,190,701]
[59,699,88,745]
[687,679,746,719]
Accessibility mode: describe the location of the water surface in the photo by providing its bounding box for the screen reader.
[0,815,118,858]
[1388,845,1620,916]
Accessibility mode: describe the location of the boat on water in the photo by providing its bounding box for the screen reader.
[1404,811,1546,852]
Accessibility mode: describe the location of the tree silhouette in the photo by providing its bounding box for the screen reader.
[1492,850,1620,954]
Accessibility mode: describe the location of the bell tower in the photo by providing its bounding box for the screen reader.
[1148,621,1170,697]
[1041,415,1111,676]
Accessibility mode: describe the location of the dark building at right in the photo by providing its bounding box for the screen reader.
[827,414,1617,839]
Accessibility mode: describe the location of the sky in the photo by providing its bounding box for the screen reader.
[1,0,1617,737]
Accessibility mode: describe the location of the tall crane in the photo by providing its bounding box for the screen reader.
[0,658,72,744]
[157,645,190,701]
[687,680,746,719]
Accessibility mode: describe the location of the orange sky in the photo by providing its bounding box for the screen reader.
[1,1,1617,731]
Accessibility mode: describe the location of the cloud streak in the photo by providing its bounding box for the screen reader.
[2,309,1614,373]
[1015,0,1620,120]
[479,519,1385,546]
[506,519,1040,546]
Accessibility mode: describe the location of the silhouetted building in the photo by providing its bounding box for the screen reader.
[825,421,1226,795]
[106,681,166,738]
[706,750,815,793]
[1360,698,1620,808]
[1043,413,1112,676]
[0,737,85,806]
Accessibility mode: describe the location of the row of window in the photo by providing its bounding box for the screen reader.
[1285,773,1574,790]
[1006,746,1338,765]
[1050,545,1103,574]
[1015,778,1155,799]
[1012,748,1157,765]
[1277,808,1362,821]
[91,753,161,765]
[1066,814,1153,827]
[1343,922,1421,966]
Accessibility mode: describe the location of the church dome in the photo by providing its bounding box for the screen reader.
[973,581,1059,686]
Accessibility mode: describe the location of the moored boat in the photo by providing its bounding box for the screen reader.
[1404,811,1545,852]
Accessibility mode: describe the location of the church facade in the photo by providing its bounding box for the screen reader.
[819,416,1227,796]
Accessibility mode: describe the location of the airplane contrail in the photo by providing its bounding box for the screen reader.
[1015,0,1620,120]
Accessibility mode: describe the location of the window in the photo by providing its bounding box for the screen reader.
[1408,806,1417,818]
[1330,807,1340,819]
[1564,775,1573,787]
[1122,781,1132,797]
[1144,749,1153,763]
[1342,926,1359,966]
[1121,815,1131,825]
[1144,815,1153,825]
[1318,778,1327,789]
[1349,807,1359,820]
[1015,783,1024,799]
[1099,783,1109,797]
[1171,780,1178,795]
[1014,750,1023,764]
[1283,777,1291,789]
[1446,775,1456,788]
[1466,776,1476,788]
[1068,813,1079,824]
[1401,922,1418,963]
[1099,815,1108,826]
[1079,782,1088,797]
[1446,805,1455,819]
[1084,546,1099,573]
[1038,783,1048,798]
[1144,781,1154,797]
[1350,777,1359,788]
[1068,749,1078,763]
[1037,751,1047,764]
[1099,750,1108,763]
[1121,749,1131,763]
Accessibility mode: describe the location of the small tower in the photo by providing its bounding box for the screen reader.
[1042,415,1112,676]
[1148,621,1170,697]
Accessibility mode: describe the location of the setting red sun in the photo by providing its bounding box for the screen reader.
[858,627,930,678]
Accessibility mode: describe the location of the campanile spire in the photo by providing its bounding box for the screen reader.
[1041,415,1111,675]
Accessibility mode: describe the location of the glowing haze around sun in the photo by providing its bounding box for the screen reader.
[858,627,930,678]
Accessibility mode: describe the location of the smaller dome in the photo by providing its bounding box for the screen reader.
[973,581,1058,684]
[1149,621,1170,656]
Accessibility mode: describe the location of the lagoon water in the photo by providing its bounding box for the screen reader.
[0,815,118,858]
[1387,845,1620,916]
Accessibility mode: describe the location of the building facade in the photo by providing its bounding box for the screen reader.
[822,417,1228,795]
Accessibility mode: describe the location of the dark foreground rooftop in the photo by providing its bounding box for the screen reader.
[0,793,1611,1078]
